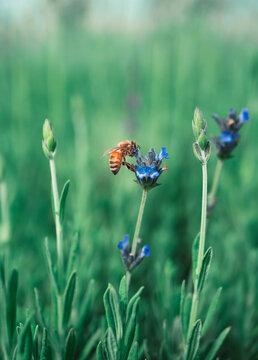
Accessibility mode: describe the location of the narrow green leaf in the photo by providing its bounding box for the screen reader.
[44,238,59,297]
[103,286,116,337]
[124,297,140,352]
[186,320,202,360]
[197,247,213,293]
[183,293,192,341]
[119,276,127,319]
[34,288,46,327]
[78,329,101,360]
[17,320,33,360]
[205,327,230,360]
[6,269,18,346]
[64,328,77,360]
[128,342,138,360]
[126,287,144,322]
[180,280,186,340]
[66,232,79,279]
[63,272,77,327]
[39,328,48,360]
[59,179,70,224]
[106,327,118,360]
[202,288,222,336]
[108,285,123,341]
[33,325,38,360]
[96,341,106,360]
[192,233,200,283]
[0,255,6,288]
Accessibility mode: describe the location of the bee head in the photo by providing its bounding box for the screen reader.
[131,141,139,155]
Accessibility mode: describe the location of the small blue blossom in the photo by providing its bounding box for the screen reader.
[239,108,250,123]
[219,131,239,143]
[118,235,150,271]
[127,147,168,190]
[141,245,150,257]
[212,108,249,159]
[118,234,129,250]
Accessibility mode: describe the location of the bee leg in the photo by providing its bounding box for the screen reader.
[122,161,136,172]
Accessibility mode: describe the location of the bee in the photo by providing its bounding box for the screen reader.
[226,118,235,127]
[104,140,138,175]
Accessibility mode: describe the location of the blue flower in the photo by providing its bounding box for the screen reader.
[212,108,249,160]
[136,166,160,180]
[118,234,129,250]
[156,147,169,161]
[141,245,150,257]
[219,131,239,143]
[239,108,250,123]
[118,234,150,271]
[128,147,169,190]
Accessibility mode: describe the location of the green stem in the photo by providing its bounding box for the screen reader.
[0,181,10,244]
[188,160,208,338]
[49,159,63,282]
[131,189,148,256]
[49,159,63,337]
[126,189,148,293]
[208,158,223,206]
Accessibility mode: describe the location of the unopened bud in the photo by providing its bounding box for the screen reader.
[42,119,57,159]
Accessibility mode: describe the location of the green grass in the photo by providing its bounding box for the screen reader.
[0,13,258,359]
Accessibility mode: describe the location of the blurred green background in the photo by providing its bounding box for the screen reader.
[0,0,258,358]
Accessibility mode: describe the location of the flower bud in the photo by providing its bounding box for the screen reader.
[42,119,57,159]
[192,108,210,163]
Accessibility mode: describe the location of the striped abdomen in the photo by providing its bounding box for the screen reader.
[109,151,123,175]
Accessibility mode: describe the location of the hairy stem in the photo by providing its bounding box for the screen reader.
[49,159,63,337]
[208,158,223,206]
[126,189,148,293]
[188,160,208,338]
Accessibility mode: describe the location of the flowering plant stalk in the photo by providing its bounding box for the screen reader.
[180,108,230,360]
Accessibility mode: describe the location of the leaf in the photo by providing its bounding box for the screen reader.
[108,285,123,342]
[44,238,59,297]
[128,342,138,360]
[182,293,192,342]
[39,328,48,360]
[106,327,118,360]
[103,286,116,337]
[16,320,33,360]
[119,276,127,319]
[186,320,202,360]
[126,287,144,322]
[202,288,222,336]
[124,297,140,353]
[64,328,77,360]
[33,325,38,360]
[192,233,200,283]
[34,288,46,327]
[180,280,186,340]
[66,232,79,279]
[197,247,213,294]
[78,329,101,360]
[59,179,70,224]
[63,272,77,327]
[6,269,18,346]
[205,327,231,360]
[96,342,106,360]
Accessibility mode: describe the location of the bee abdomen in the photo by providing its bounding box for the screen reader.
[109,151,122,175]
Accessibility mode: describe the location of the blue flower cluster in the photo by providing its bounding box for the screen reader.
[212,108,250,159]
[118,234,150,271]
[129,147,169,190]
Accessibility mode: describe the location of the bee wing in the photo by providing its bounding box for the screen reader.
[103,147,121,156]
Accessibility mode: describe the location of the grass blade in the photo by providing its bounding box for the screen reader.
[198,247,213,294]
[59,179,70,225]
[186,320,202,360]
[205,327,231,360]
[63,271,77,327]
[202,287,222,336]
